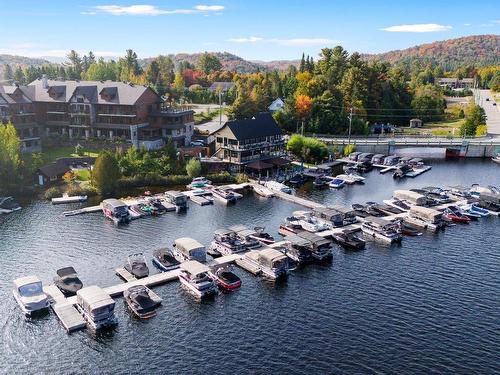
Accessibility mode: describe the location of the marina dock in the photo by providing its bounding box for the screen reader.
[43,285,86,333]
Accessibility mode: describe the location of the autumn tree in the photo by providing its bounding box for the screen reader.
[197,53,222,74]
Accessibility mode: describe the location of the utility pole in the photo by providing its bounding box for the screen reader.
[348,107,353,144]
[219,91,223,126]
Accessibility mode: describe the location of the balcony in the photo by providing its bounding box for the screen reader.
[98,113,136,118]
[221,139,285,151]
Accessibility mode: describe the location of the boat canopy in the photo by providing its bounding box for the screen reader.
[258,247,288,268]
[214,228,235,236]
[228,224,248,233]
[330,205,356,216]
[409,206,442,223]
[285,234,311,247]
[296,231,331,247]
[56,267,77,278]
[393,190,427,205]
[313,207,343,221]
[13,275,42,289]
[102,198,127,209]
[181,260,209,276]
[365,216,397,229]
[77,286,114,312]
[174,237,206,256]
[480,192,500,204]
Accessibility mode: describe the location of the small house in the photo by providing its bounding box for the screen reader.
[409,118,423,128]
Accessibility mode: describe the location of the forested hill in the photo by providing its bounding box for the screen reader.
[363,35,500,70]
[140,52,264,73]
[0,55,50,79]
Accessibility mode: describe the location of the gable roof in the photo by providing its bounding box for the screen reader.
[220,112,282,140]
[25,79,160,105]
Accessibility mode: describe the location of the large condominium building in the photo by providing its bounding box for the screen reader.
[0,76,194,152]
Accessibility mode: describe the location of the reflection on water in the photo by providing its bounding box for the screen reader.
[0,159,499,374]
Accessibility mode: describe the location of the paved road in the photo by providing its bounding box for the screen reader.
[474,89,500,137]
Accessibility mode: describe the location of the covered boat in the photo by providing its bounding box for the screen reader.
[393,190,429,206]
[406,206,444,231]
[179,261,218,298]
[76,286,117,330]
[243,247,289,280]
[152,248,180,272]
[53,267,83,296]
[124,253,149,279]
[12,276,50,316]
[361,217,402,243]
[332,229,366,250]
[282,234,313,263]
[164,190,188,210]
[209,228,246,256]
[174,237,207,262]
[101,198,130,225]
[123,285,160,319]
[295,231,333,261]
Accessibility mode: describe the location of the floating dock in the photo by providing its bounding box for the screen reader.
[63,205,101,216]
[52,195,88,205]
[43,285,86,333]
[189,195,213,206]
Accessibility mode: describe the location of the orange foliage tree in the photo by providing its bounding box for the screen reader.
[295,94,313,119]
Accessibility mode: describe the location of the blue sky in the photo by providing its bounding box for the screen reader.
[0,0,498,61]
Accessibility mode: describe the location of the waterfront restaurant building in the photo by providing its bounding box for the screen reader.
[0,76,195,152]
[212,113,287,171]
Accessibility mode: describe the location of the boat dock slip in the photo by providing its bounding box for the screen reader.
[63,205,101,216]
[115,267,137,282]
[208,253,244,268]
[43,285,86,333]
[189,195,212,206]
[234,258,262,275]
[250,183,325,209]
[405,166,432,177]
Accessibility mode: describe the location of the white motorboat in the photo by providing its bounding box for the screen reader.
[293,211,331,232]
[253,184,275,198]
[76,286,118,330]
[242,248,289,280]
[212,187,237,204]
[334,174,356,185]
[0,196,21,214]
[492,153,500,164]
[173,237,207,262]
[209,228,247,256]
[329,178,345,189]
[179,261,218,299]
[187,176,212,189]
[361,218,402,243]
[264,181,292,194]
[12,276,50,316]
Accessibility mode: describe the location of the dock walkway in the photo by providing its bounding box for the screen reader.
[43,285,86,333]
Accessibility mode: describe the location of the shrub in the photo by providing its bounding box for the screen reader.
[343,144,356,157]
[209,171,236,184]
[186,159,202,178]
[475,124,487,137]
[44,186,61,200]
[75,144,84,156]
[235,173,249,184]
[66,184,83,196]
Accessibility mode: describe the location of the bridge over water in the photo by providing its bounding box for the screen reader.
[316,136,500,158]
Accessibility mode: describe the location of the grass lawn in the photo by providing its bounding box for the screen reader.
[75,169,91,181]
[40,146,99,164]
[399,118,465,137]
[194,108,224,125]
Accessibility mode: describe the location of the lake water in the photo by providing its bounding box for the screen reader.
[0,159,499,375]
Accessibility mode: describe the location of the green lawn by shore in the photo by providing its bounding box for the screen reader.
[40,146,99,164]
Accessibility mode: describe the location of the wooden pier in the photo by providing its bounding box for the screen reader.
[63,205,101,217]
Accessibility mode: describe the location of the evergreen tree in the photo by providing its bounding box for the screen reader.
[92,151,121,194]
[0,122,21,194]
[3,64,13,80]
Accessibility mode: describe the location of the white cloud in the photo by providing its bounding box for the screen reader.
[195,5,224,11]
[229,36,264,43]
[381,23,452,32]
[88,4,224,16]
[464,23,472,26]
[228,37,338,46]
[493,20,500,24]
